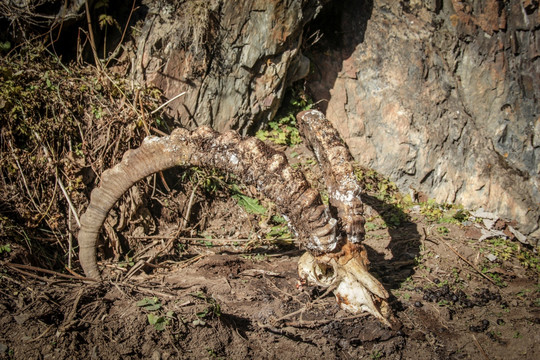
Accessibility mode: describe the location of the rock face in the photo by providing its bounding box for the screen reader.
[132,0,325,134]
[306,0,539,244]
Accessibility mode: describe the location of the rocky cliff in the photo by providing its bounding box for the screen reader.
[14,0,534,242]
[131,0,326,134]
[306,0,539,244]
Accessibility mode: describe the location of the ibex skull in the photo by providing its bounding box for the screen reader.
[78,110,392,326]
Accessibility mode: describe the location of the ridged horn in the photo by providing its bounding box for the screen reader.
[78,127,338,279]
[297,110,365,242]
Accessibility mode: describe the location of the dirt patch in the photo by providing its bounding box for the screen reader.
[2,157,539,359]
[1,46,538,360]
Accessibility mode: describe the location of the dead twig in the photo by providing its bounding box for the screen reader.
[25,325,54,343]
[59,288,85,332]
[472,334,490,360]
[6,262,96,282]
[177,253,208,269]
[7,140,41,213]
[128,235,253,244]
[68,208,73,268]
[104,0,137,67]
[151,92,186,115]
[181,179,200,230]
[5,266,56,283]
[33,131,81,228]
[435,235,498,286]
[285,313,369,329]
[84,0,103,71]
[111,282,179,299]
[150,126,168,136]
[274,283,337,323]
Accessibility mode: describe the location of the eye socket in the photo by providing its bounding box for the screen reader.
[314,262,335,284]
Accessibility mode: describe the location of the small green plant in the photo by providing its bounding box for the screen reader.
[437,226,449,235]
[182,167,225,194]
[365,222,378,231]
[370,350,383,360]
[147,312,174,331]
[451,267,464,285]
[241,253,268,262]
[206,348,220,358]
[265,220,293,240]
[136,297,162,311]
[481,266,507,287]
[230,184,267,215]
[117,255,134,268]
[517,248,540,272]
[482,238,540,273]
[0,244,11,254]
[516,289,531,298]
[438,299,450,306]
[95,0,121,58]
[136,297,174,331]
[265,215,293,241]
[198,238,214,248]
[420,199,447,222]
[191,292,221,326]
[0,41,11,52]
[256,87,311,146]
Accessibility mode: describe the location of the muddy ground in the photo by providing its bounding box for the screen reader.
[0,46,538,359]
[1,143,539,360]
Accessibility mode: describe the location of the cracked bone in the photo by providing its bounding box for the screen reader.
[298,242,391,327]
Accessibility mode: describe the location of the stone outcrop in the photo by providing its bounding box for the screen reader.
[131,0,325,134]
[27,0,534,242]
[306,0,539,244]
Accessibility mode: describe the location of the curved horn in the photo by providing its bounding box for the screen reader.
[297,110,393,327]
[79,127,338,279]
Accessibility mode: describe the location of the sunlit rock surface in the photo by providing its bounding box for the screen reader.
[306,0,539,243]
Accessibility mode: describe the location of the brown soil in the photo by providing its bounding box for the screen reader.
[1,147,539,359]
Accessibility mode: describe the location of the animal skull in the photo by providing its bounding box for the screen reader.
[298,242,391,327]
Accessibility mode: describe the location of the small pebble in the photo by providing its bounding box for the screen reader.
[414,301,423,308]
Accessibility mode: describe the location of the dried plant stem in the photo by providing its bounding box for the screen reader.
[33,131,81,228]
[151,92,187,115]
[436,235,497,286]
[473,334,490,360]
[105,0,137,67]
[128,235,253,243]
[275,283,337,322]
[84,0,102,71]
[8,140,40,212]
[182,179,200,230]
[6,262,96,282]
[68,209,73,269]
